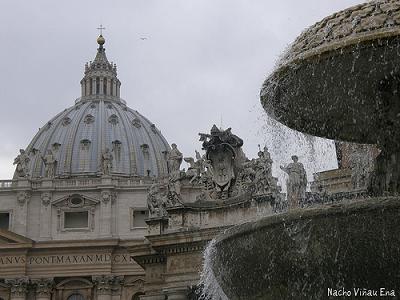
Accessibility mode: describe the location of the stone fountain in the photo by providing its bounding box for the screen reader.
[203,1,400,299]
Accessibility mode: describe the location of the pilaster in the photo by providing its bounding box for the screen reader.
[100,190,115,237]
[39,192,52,239]
[14,191,31,236]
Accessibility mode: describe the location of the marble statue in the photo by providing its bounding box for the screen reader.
[101,148,113,175]
[280,155,307,209]
[14,149,30,177]
[166,143,183,173]
[41,149,57,178]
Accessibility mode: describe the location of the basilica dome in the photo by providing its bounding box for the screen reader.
[19,35,170,178]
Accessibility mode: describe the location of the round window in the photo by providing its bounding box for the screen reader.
[70,197,83,205]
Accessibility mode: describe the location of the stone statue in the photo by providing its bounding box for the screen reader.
[101,148,113,175]
[166,143,183,173]
[184,150,205,184]
[258,146,273,176]
[147,183,176,217]
[280,155,307,209]
[147,183,163,216]
[13,149,30,177]
[41,149,57,178]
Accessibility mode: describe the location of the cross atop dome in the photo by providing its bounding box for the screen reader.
[97,24,106,35]
[96,25,106,46]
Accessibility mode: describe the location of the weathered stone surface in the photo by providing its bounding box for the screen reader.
[209,197,400,300]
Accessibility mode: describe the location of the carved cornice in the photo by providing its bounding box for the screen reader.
[134,254,166,267]
[156,241,208,255]
[5,277,29,297]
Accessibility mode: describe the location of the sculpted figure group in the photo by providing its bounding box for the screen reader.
[14,148,58,178]
[147,127,308,217]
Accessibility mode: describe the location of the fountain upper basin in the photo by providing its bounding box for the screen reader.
[261,1,400,146]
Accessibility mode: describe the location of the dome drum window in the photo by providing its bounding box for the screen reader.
[132,118,141,128]
[62,117,72,126]
[108,114,119,125]
[52,143,61,152]
[80,139,91,151]
[84,114,95,124]
[151,124,158,134]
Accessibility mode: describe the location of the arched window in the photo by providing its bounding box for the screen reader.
[103,77,107,95]
[132,293,144,300]
[96,77,100,95]
[67,293,84,300]
[89,79,93,95]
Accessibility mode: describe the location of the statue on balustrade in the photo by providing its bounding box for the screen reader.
[41,149,57,178]
[101,148,113,175]
[14,149,30,177]
[166,143,183,173]
[280,155,307,209]
[184,150,205,184]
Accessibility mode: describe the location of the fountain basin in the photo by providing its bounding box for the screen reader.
[261,1,400,146]
[208,198,400,299]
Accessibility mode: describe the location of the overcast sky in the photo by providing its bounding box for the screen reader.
[0,0,362,182]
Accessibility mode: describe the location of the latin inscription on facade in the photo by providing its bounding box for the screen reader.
[0,254,134,265]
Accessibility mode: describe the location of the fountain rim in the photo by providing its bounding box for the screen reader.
[267,27,400,83]
[214,197,400,247]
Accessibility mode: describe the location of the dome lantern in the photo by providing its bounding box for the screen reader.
[80,33,121,102]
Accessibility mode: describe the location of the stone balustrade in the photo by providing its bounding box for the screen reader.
[0,177,155,191]
[0,180,14,188]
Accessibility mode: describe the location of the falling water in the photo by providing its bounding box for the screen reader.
[257,111,338,192]
[199,239,229,300]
